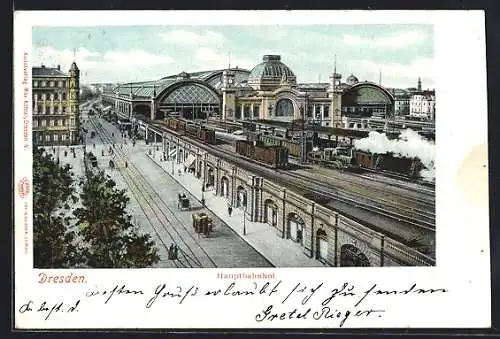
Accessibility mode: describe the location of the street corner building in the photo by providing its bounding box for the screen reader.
[31,62,82,146]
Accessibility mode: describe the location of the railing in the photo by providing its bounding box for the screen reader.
[384,238,435,266]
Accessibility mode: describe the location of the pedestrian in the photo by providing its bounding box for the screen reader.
[228,205,233,217]
[125,161,128,168]
[168,244,174,260]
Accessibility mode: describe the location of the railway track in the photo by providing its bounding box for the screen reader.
[211,129,434,229]
[291,168,436,223]
[140,122,436,242]
[88,118,218,268]
[189,134,436,232]
[347,170,435,196]
[281,171,435,232]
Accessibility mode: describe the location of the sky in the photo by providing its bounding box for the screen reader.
[32,25,434,89]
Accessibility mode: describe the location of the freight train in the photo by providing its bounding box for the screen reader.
[247,131,313,158]
[308,147,424,178]
[352,150,423,178]
[234,140,289,169]
[159,117,289,168]
[160,117,216,144]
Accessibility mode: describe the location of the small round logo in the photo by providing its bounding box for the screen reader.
[18,177,30,199]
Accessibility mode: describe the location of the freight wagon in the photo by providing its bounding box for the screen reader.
[235,140,288,169]
[160,118,216,144]
[351,150,423,178]
[258,134,313,158]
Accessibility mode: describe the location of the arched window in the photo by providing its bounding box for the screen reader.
[287,213,305,246]
[276,98,294,117]
[163,84,219,104]
[340,244,370,267]
[264,200,278,227]
[220,176,230,198]
[316,229,328,264]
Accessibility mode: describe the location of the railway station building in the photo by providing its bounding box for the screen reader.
[102,54,395,129]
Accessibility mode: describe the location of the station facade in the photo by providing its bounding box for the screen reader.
[102,54,395,128]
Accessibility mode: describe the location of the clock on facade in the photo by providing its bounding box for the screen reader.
[228,79,233,84]
[335,80,340,86]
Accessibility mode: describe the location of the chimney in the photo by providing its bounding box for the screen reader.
[57,65,60,70]
[41,64,45,68]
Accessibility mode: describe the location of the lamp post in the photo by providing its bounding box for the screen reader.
[243,201,247,236]
[171,145,175,175]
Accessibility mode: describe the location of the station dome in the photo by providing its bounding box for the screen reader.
[248,55,296,90]
[249,55,295,79]
[346,73,359,85]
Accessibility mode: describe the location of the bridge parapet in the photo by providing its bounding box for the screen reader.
[337,215,384,266]
[384,238,435,266]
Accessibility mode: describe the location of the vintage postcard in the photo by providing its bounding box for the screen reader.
[14,10,490,329]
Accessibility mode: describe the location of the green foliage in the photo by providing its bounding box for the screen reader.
[33,148,83,268]
[74,170,160,268]
[33,148,159,268]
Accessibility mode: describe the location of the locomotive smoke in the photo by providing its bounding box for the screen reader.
[353,129,435,181]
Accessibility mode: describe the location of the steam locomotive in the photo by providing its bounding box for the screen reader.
[309,147,424,178]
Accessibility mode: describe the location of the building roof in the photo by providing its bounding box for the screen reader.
[110,68,251,99]
[346,73,359,85]
[70,62,79,71]
[249,55,295,79]
[297,83,329,90]
[32,66,68,77]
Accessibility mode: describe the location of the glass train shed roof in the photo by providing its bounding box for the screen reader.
[111,68,251,99]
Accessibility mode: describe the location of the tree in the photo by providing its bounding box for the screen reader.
[33,148,83,268]
[74,171,159,268]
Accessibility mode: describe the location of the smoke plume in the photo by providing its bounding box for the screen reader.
[353,129,435,181]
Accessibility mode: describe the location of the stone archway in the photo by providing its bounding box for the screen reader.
[206,166,215,189]
[157,81,221,120]
[178,149,184,164]
[133,104,150,117]
[236,185,247,209]
[340,244,370,267]
[197,160,203,178]
[220,176,230,198]
[316,229,328,264]
[264,199,278,227]
[275,98,295,117]
[287,213,305,246]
